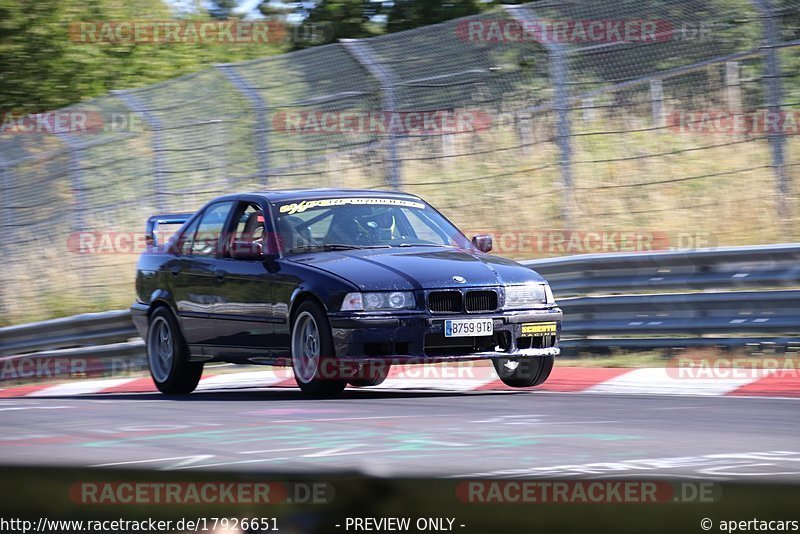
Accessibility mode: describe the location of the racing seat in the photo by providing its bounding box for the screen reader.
[242,210,264,242]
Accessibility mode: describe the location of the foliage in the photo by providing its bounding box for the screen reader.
[0,0,286,115]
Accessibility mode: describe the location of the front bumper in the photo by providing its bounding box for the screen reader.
[329,307,562,363]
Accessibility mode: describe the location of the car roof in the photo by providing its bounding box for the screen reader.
[245,188,423,204]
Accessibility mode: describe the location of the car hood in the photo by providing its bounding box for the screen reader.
[290,247,545,291]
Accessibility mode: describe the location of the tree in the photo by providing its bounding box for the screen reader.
[387,0,486,34]
[0,0,287,115]
[304,0,383,43]
[208,0,239,19]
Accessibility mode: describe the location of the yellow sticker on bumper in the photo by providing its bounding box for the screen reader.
[521,322,558,336]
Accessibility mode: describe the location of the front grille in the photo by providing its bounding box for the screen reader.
[424,333,495,356]
[465,290,498,313]
[428,291,462,313]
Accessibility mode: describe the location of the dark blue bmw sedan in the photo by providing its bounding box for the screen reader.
[131,189,562,396]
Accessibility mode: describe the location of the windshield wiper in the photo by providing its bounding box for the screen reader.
[289,244,389,253]
[393,243,451,248]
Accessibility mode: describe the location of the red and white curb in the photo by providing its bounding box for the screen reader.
[1,366,799,398]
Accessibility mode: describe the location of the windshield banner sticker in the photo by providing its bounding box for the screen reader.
[279,198,426,215]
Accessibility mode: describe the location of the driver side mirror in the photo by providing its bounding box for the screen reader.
[472,234,493,253]
[231,240,265,261]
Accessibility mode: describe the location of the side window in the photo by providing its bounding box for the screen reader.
[191,201,234,257]
[177,217,200,256]
[234,203,265,243]
[405,209,448,244]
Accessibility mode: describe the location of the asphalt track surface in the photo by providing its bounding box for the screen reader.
[1,388,799,480]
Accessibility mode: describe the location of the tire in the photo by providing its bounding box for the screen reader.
[291,300,347,396]
[146,307,203,394]
[492,355,554,388]
[349,363,391,387]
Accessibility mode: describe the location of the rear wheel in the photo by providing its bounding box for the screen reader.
[493,355,554,388]
[146,307,203,394]
[291,301,347,396]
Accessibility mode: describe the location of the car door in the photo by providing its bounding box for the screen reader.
[212,200,281,357]
[171,200,235,346]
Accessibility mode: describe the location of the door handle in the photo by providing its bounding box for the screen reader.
[215,270,226,282]
[170,266,180,277]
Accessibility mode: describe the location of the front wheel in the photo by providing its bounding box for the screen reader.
[493,355,554,388]
[349,363,391,387]
[291,301,347,396]
[146,307,203,394]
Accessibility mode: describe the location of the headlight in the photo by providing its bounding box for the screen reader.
[503,282,552,309]
[340,291,416,311]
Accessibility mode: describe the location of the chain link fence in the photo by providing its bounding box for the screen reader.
[1,0,799,324]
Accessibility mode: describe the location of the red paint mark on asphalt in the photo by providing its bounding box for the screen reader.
[0,384,54,397]
[727,370,800,397]
[477,366,634,392]
[98,377,158,394]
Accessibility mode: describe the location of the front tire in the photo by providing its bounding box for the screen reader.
[291,301,347,396]
[349,363,391,387]
[493,355,554,388]
[146,307,203,394]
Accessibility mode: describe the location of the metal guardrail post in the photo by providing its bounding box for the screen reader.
[505,5,575,228]
[112,90,167,212]
[216,64,270,186]
[341,39,401,191]
[750,0,790,224]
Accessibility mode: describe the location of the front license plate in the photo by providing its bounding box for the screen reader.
[521,322,558,337]
[444,319,494,337]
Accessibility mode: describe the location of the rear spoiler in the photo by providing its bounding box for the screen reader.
[145,213,194,247]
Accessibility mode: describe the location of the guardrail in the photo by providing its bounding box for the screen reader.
[3,244,800,361]
[0,310,137,356]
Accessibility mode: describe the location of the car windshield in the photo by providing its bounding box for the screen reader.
[272,197,472,254]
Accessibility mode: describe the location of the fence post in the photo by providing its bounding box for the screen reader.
[0,159,10,318]
[506,5,575,227]
[341,39,401,191]
[581,98,597,123]
[55,132,87,232]
[216,64,270,186]
[726,61,742,112]
[750,0,790,223]
[112,90,167,212]
[650,79,666,128]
